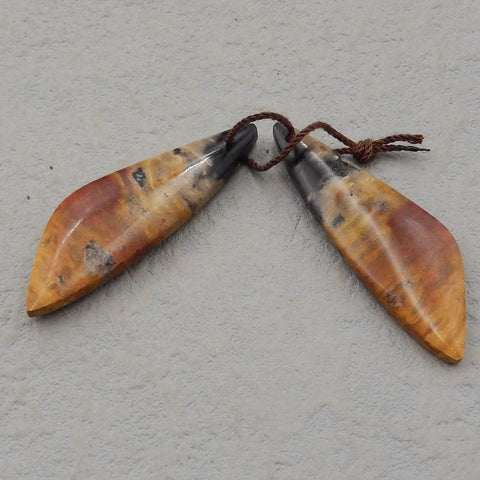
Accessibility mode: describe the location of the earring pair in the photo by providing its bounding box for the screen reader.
[26,115,466,364]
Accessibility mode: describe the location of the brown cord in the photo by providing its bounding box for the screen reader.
[226,112,429,171]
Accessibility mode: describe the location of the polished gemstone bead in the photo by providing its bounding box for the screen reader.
[274,124,466,363]
[27,126,257,316]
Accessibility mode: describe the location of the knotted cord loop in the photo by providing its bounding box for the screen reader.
[226,112,429,171]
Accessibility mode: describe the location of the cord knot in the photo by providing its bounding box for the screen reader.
[337,133,430,165]
[351,138,376,164]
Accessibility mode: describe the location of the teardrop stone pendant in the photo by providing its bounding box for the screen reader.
[274,124,466,363]
[27,125,257,316]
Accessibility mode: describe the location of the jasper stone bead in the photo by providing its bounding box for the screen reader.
[274,123,466,363]
[27,126,257,316]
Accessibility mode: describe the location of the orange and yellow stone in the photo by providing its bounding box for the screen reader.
[27,125,257,316]
[274,124,466,363]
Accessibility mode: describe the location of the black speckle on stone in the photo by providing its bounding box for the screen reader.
[386,291,402,308]
[132,167,147,188]
[332,213,345,228]
[84,240,116,275]
[49,166,53,170]
[173,147,192,161]
[325,157,356,177]
[377,200,389,213]
[266,149,269,154]
[27,195,30,200]
[57,274,65,285]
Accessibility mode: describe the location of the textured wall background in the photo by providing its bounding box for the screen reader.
[1,1,479,478]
